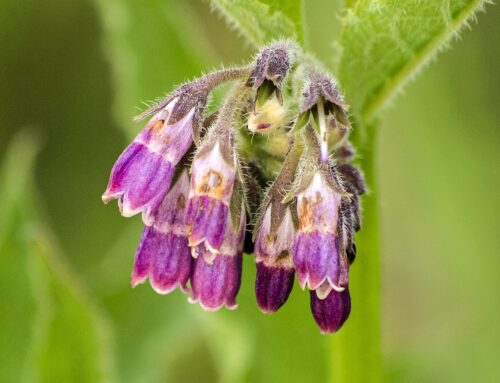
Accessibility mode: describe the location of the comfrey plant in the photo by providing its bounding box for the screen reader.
[103,41,365,333]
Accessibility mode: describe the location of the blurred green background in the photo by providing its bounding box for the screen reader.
[0,0,499,382]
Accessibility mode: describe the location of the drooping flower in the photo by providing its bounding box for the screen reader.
[185,131,237,253]
[253,141,301,313]
[131,170,192,294]
[293,167,349,298]
[254,206,295,313]
[102,98,195,223]
[189,203,246,311]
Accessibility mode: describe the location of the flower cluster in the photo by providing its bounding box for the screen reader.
[103,41,365,333]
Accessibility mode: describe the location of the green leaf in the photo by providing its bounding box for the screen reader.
[338,0,488,120]
[0,133,39,383]
[0,133,115,382]
[260,0,303,38]
[26,229,116,383]
[209,0,301,46]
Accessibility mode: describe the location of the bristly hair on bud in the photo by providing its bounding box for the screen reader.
[245,40,297,135]
[102,39,365,334]
[246,39,298,99]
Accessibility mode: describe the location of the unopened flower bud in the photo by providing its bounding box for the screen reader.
[334,143,356,163]
[301,70,349,115]
[310,287,351,334]
[255,261,294,314]
[131,170,192,294]
[298,69,350,154]
[246,40,296,92]
[337,163,366,233]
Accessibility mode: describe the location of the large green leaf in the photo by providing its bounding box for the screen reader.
[209,0,301,45]
[338,0,488,120]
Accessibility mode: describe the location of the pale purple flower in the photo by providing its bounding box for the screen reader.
[293,170,348,296]
[189,208,246,311]
[102,98,194,223]
[185,139,236,253]
[131,170,192,294]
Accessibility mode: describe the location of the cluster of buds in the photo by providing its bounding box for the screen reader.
[103,40,365,333]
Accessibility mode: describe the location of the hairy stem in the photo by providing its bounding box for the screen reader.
[201,67,251,89]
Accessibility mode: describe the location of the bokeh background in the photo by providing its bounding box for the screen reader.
[1,1,499,382]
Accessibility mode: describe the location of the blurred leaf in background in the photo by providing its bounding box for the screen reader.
[0,133,115,382]
[0,133,39,382]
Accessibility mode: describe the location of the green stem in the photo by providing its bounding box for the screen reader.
[329,121,382,382]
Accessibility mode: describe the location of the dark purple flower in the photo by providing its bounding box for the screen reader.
[189,209,245,311]
[254,206,295,313]
[185,139,236,253]
[255,261,294,314]
[293,171,348,295]
[310,287,351,334]
[103,98,194,222]
[131,171,192,294]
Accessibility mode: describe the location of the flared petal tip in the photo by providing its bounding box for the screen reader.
[119,199,142,218]
[131,274,147,288]
[149,280,179,296]
[141,209,156,227]
[299,276,346,296]
[150,272,191,296]
[102,190,119,204]
[187,297,238,312]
